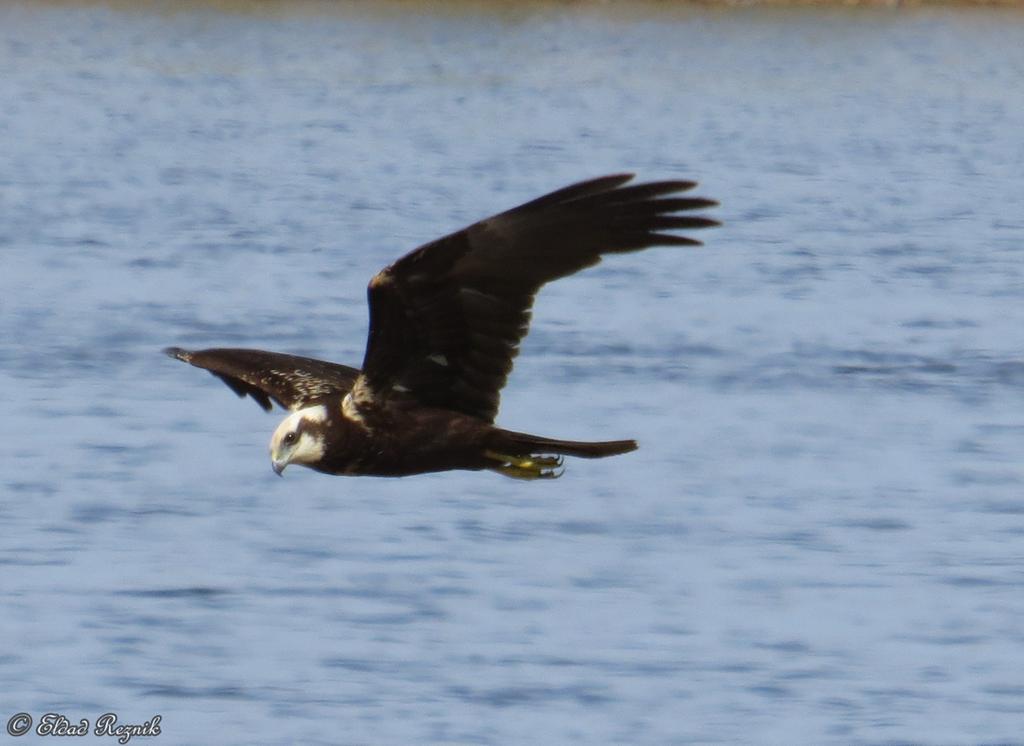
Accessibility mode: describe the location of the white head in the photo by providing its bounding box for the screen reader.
[269,405,328,476]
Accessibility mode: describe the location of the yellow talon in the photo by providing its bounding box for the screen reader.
[530,455,564,468]
[485,451,564,480]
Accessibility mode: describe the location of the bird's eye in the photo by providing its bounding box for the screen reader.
[283,431,298,446]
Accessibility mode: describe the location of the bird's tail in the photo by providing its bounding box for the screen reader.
[498,430,638,459]
[484,429,637,480]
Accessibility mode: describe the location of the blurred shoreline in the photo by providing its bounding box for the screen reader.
[23,0,1024,12]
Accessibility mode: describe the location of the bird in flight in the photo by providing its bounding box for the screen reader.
[165,174,718,479]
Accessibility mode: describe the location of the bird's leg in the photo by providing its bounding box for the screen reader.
[484,451,564,480]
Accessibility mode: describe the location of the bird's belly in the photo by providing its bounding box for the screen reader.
[336,413,491,477]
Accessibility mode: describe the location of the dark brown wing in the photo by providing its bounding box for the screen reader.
[357,174,719,422]
[164,347,360,411]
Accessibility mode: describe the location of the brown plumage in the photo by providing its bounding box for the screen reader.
[165,174,718,479]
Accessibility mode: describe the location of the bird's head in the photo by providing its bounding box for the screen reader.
[269,405,328,476]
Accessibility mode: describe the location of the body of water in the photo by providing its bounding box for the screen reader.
[2,3,1024,743]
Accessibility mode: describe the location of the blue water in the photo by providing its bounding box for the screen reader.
[2,3,1024,744]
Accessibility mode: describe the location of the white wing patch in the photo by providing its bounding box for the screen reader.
[342,392,368,429]
[270,368,337,407]
[427,353,449,367]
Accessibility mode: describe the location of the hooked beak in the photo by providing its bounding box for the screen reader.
[271,458,287,477]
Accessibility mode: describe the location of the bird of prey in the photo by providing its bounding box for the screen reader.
[165,174,718,479]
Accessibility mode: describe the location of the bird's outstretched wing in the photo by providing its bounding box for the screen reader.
[164,347,360,411]
[357,174,719,422]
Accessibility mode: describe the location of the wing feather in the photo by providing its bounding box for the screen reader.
[164,347,360,411]
[356,174,719,422]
